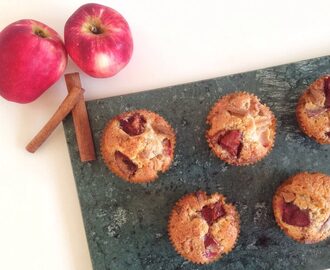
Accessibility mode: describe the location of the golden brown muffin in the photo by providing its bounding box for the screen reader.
[273,172,330,244]
[296,75,330,144]
[206,92,276,166]
[168,191,240,264]
[101,110,176,183]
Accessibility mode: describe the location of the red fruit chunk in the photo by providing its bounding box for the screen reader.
[282,202,310,227]
[218,130,243,157]
[324,77,330,108]
[115,151,137,176]
[119,113,146,136]
[162,138,172,156]
[204,233,220,259]
[201,202,226,225]
[306,107,327,117]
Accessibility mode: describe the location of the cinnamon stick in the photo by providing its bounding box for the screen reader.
[26,86,83,153]
[64,73,96,162]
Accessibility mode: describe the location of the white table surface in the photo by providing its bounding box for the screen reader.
[1,0,330,269]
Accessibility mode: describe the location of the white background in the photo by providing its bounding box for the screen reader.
[1,0,330,269]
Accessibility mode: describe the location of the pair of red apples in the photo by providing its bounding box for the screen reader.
[0,3,133,103]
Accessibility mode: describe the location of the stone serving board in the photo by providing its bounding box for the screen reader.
[63,56,330,270]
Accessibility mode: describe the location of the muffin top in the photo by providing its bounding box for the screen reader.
[296,75,330,144]
[206,92,276,165]
[273,172,330,243]
[168,191,240,264]
[101,110,175,183]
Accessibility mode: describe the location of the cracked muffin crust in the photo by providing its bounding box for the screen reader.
[296,75,330,144]
[273,172,330,244]
[101,110,175,183]
[168,191,240,264]
[206,92,276,166]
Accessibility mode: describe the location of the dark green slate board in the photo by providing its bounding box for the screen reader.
[63,56,330,270]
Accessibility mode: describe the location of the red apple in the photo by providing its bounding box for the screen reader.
[64,3,133,78]
[0,19,67,103]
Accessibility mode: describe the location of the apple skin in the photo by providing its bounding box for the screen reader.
[0,19,67,103]
[64,3,133,78]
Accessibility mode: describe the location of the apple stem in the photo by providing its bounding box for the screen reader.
[90,25,102,35]
[34,29,47,38]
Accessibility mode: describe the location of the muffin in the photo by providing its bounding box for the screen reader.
[206,92,276,166]
[273,172,330,243]
[296,75,330,144]
[168,191,240,264]
[101,110,176,183]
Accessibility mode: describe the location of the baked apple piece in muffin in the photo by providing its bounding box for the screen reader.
[101,110,176,183]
